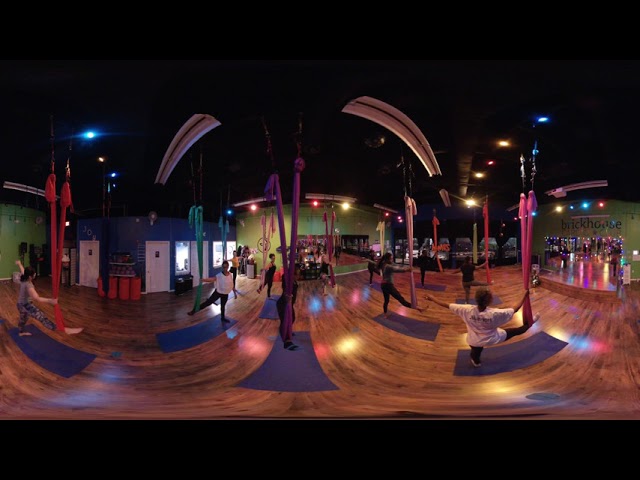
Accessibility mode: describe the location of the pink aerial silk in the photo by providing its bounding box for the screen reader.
[404,196,417,307]
[432,210,444,273]
[322,210,336,288]
[482,199,492,284]
[376,221,385,254]
[258,209,276,289]
[518,191,537,326]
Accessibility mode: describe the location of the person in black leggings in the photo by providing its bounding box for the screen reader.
[378,252,423,318]
[257,253,277,298]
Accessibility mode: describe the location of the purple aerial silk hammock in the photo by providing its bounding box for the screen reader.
[404,196,418,307]
[264,157,305,344]
[518,191,537,326]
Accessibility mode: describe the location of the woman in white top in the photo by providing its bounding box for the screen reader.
[425,287,531,368]
[187,260,234,323]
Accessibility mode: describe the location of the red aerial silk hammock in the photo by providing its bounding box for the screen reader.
[432,209,444,273]
[404,196,418,307]
[482,198,492,284]
[322,209,336,288]
[45,164,71,330]
[518,191,537,326]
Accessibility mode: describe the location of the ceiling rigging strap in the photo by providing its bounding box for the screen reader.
[482,196,492,284]
[399,146,414,198]
[295,113,303,158]
[189,148,206,312]
[530,140,538,190]
[262,116,276,170]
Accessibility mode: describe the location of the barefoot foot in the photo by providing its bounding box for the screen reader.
[64,327,83,335]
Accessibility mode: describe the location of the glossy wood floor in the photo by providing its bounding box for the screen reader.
[1,254,639,420]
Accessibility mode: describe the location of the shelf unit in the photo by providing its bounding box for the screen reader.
[109,262,136,277]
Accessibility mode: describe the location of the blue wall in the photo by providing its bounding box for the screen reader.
[76,215,236,290]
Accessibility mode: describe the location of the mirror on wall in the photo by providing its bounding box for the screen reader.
[175,241,190,276]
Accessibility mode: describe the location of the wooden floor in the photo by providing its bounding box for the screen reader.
[1,254,639,420]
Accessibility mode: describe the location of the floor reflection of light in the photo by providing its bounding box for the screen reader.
[547,326,573,343]
[567,333,612,353]
[475,379,521,396]
[350,290,362,304]
[309,297,322,313]
[336,336,360,354]
[45,367,133,407]
[567,304,580,314]
[314,342,331,360]
[225,326,238,339]
[324,296,336,311]
[238,335,272,357]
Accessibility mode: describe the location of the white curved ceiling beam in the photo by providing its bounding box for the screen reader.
[342,96,442,177]
[3,181,59,200]
[545,180,608,198]
[155,113,221,185]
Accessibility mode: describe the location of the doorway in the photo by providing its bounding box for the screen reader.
[79,240,100,288]
[145,241,170,293]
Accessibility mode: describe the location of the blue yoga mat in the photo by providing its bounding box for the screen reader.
[453,331,568,376]
[8,324,96,378]
[422,283,447,291]
[455,294,503,305]
[372,312,440,341]
[156,316,237,353]
[258,296,280,319]
[237,331,339,392]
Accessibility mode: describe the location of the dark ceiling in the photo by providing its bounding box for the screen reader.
[2,59,639,220]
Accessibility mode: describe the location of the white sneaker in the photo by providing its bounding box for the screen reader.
[470,358,482,368]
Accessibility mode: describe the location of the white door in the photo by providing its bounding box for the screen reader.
[145,241,170,293]
[190,240,209,287]
[79,240,100,288]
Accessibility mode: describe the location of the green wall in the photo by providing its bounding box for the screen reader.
[532,199,640,279]
[0,205,47,279]
[236,204,386,271]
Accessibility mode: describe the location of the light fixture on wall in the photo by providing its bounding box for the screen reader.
[148,211,158,226]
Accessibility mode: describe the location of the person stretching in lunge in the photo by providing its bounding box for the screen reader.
[15,259,83,336]
[425,287,532,368]
[188,260,233,323]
